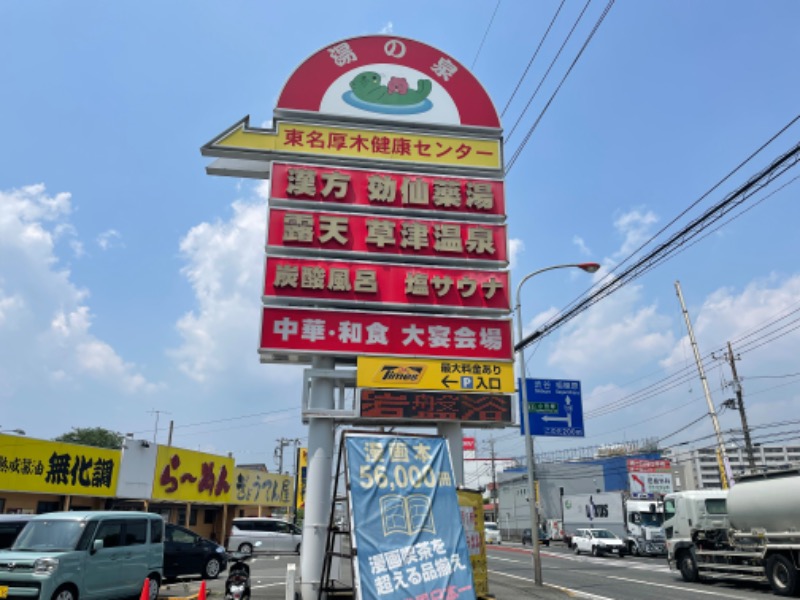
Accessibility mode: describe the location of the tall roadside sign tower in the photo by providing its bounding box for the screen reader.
[202,35,511,600]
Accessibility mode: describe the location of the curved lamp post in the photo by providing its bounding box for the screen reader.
[516,262,600,585]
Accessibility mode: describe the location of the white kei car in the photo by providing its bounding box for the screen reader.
[572,528,626,557]
[483,521,502,544]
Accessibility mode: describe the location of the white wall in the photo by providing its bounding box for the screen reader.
[116,438,158,499]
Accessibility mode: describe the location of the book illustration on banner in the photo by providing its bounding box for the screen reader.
[344,71,433,115]
[380,494,435,536]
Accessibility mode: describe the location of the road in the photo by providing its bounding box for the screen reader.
[160,543,779,599]
[486,541,777,600]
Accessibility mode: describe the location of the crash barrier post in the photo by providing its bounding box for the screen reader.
[286,563,297,600]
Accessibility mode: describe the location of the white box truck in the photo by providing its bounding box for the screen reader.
[562,492,666,556]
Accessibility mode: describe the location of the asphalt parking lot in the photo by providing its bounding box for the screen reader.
[159,553,298,599]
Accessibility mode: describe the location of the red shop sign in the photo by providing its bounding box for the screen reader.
[269,162,505,219]
[267,208,508,266]
[263,256,509,313]
[259,306,513,361]
[627,459,672,472]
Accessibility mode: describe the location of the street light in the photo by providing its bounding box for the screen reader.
[516,262,600,586]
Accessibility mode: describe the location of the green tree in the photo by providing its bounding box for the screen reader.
[55,427,124,449]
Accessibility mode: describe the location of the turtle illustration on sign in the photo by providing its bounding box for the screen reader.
[343,70,434,115]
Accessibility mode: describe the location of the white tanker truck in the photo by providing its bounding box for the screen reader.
[664,467,800,596]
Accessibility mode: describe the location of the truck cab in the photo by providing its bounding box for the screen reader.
[664,490,729,579]
[664,470,800,597]
[626,500,666,556]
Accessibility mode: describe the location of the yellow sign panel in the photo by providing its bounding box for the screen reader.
[152,446,235,503]
[0,434,120,497]
[295,447,307,510]
[215,119,502,170]
[457,489,489,598]
[232,468,294,508]
[357,356,514,393]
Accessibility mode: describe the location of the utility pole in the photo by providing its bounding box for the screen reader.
[725,341,756,470]
[675,281,731,488]
[147,409,171,444]
[275,437,300,474]
[485,437,498,522]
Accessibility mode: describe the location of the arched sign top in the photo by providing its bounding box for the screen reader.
[276,35,501,130]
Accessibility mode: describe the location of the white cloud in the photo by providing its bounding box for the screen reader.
[508,238,524,270]
[0,287,24,327]
[573,235,591,256]
[661,274,800,373]
[70,239,85,258]
[0,184,157,405]
[380,21,394,34]
[524,306,559,338]
[613,208,658,258]
[97,228,123,250]
[540,208,672,376]
[534,203,800,451]
[169,194,294,385]
[546,282,675,377]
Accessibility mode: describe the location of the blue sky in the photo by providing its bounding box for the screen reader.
[2,1,799,474]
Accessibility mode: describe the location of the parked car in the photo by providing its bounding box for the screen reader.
[0,510,164,600]
[483,521,502,545]
[572,527,626,557]
[521,527,550,547]
[227,517,301,555]
[164,523,227,580]
[0,514,32,549]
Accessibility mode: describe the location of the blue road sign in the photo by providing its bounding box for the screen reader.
[519,378,585,437]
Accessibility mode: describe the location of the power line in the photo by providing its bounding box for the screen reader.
[505,0,615,172]
[504,0,584,137]
[127,407,300,436]
[471,0,502,70]
[746,372,800,380]
[500,0,567,118]
[600,114,800,283]
[515,128,800,352]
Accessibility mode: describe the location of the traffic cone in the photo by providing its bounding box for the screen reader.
[139,577,150,600]
[198,580,207,600]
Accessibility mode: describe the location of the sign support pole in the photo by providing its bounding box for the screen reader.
[437,423,464,486]
[300,356,336,600]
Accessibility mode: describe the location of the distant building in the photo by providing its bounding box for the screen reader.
[463,456,518,521]
[495,452,664,537]
[664,444,800,489]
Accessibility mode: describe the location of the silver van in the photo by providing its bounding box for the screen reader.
[227,517,301,554]
[0,511,164,600]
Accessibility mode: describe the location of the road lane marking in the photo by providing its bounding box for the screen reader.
[603,575,756,598]
[252,582,289,590]
[488,551,670,572]
[488,569,616,600]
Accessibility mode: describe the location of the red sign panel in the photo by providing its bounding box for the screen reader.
[267,208,508,265]
[260,306,513,361]
[627,459,672,472]
[276,35,501,129]
[359,389,512,424]
[270,162,505,219]
[463,437,476,452]
[263,256,509,312]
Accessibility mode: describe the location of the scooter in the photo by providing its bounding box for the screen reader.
[224,541,261,600]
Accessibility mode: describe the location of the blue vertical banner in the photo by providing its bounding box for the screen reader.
[345,433,476,600]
